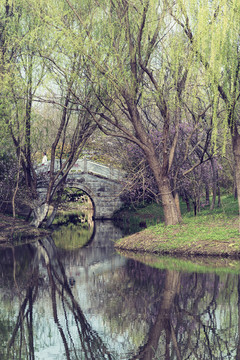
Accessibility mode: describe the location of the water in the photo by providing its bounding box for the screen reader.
[0,217,240,359]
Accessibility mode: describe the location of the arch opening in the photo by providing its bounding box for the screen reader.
[55,187,95,223]
[50,187,95,250]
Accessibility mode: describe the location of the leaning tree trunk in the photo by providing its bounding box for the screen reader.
[45,187,65,228]
[30,202,49,228]
[46,206,58,228]
[146,151,181,225]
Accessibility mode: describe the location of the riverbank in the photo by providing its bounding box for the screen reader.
[115,195,240,257]
[0,214,50,245]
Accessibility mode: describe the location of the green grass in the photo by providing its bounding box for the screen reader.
[115,195,240,257]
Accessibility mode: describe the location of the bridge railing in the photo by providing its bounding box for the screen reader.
[36,158,125,181]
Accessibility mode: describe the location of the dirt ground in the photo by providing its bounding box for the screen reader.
[0,214,49,245]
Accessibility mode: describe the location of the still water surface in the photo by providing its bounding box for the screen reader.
[0,217,240,359]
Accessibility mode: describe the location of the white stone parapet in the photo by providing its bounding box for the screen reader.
[36,158,125,181]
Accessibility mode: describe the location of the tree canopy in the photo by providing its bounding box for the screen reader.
[0,0,239,226]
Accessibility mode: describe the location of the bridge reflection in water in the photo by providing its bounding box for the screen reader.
[0,218,240,359]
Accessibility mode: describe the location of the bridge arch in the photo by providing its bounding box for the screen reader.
[37,160,125,219]
[65,174,123,219]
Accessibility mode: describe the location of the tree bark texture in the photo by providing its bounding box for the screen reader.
[146,151,181,225]
[232,131,240,231]
[210,158,217,211]
[30,203,49,228]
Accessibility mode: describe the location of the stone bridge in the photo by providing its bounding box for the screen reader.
[36,159,125,219]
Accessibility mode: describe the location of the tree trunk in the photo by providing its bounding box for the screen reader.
[145,149,181,225]
[193,201,197,216]
[234,181,238,200]
[183,190,191,212]
[30,202,49,228]
[126,96,182,226]
[46,206,58,228]
[173,191,181,219]
[12,152,21,218]
[210,158,217,211]
[216,169,221,207]
[161,177,181,225]
[205,182,210,205]
[232,131,240,231]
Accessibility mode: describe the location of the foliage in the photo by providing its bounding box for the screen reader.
[175,0,240,122]
[0,0,239,227]
[121,124,225,208]
[57,188,86,205]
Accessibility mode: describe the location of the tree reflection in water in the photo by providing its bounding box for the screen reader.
[4,237,114,360]
[89,259,240,360]
[1,237,240,359]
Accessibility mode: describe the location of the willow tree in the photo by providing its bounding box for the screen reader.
[0,0,46,214]
[61,0,195,225]
[169,0,240,217]
[19,0,100,227]
[0,0,99,226]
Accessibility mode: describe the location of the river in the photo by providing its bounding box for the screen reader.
[0,215,240,359]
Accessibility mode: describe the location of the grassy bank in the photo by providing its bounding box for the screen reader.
[115,195,240,257]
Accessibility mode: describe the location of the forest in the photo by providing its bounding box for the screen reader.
[0,0,240,228]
